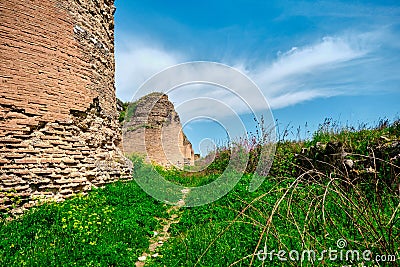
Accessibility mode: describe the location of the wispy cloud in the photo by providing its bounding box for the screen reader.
[115,28,397,116]
[115,36,183,102]
[255,36,367,85]
[248,34,371,108]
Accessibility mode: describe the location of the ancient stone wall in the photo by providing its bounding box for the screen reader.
[0,0,131,214]
[123,93,195,168]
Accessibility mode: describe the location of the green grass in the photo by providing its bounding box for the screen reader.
[148,120,400,266]
[150,173,398,266]
[0,181,169,266]
[0,120,399,266]
[306,118,400,153]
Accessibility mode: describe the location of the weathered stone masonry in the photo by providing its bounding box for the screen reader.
[0,0,131,213]
[123,93,195,168]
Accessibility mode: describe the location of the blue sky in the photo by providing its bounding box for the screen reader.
[114,0,400,154]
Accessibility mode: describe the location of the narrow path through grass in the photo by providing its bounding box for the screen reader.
[1,121,398,266]
[135,188,191,266]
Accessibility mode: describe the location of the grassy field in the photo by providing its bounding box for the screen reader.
[0,120,399,266]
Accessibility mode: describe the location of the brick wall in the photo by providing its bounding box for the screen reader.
[0,0,132,214]
[123,93,195,168]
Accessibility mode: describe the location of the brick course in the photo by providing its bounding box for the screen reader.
[123,93,195,168]
[0,0,131,214]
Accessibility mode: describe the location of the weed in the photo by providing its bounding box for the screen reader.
[0,120,398,266]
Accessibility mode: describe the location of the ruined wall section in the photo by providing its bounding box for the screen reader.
[123,93,195,168]
[0,0,131,214]
[62,0,117,116]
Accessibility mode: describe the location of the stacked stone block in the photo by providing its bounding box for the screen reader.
[123,93,195,168]
[0,0,131,214]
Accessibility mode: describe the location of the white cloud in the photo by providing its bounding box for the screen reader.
[268,90,334,109]
[256,36,367,86]
[248,35,370,108]
[115,30,386,116]
[115,37,183,102]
